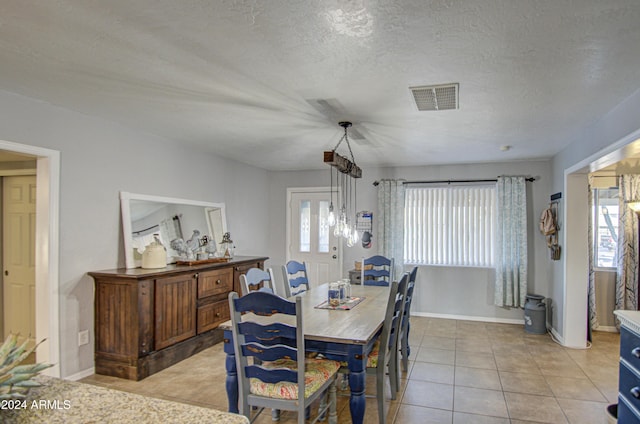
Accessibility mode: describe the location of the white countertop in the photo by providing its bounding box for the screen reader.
[615,310,640,334]
[1,376,249,424]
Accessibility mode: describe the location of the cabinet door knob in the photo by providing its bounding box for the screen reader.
[194,273,199,279]
[216,279,222,284]
[215,312,221,318]
[633,347,640,358]
[632,387,640,399]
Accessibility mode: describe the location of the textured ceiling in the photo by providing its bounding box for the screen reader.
[1,0,640,171]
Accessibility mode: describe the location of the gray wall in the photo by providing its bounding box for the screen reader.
[0,89,271,378]
[268,160,552,322]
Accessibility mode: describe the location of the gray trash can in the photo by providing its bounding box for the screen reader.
[524,294,547,334]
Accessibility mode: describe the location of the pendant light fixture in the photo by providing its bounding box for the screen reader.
[324,121,362,247]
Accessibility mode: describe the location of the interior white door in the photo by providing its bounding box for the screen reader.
[3,175,36,346]
[288,190,341,287]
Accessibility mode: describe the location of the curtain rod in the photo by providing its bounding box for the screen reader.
[372,177,536,186]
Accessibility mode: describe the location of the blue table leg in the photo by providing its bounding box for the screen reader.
[347,345,366,424]
[223,331,239,414]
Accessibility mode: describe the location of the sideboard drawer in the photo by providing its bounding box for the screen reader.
[197,300,230,334]
[619,396,640,424]
[198,268,233,299]
[621,327,640,368]
[620,359,640,414]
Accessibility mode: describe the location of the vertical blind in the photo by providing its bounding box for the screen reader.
[404,185,496,267]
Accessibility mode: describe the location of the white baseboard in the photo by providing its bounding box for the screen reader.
[549,326,565,345]
[594,325,618,333]
[412,311,525,325]
[65,367,95,381]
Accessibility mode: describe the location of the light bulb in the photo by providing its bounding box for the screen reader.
[328,203,336,227]
[333,221,342,237]
[351,228,359,244]
[343,222,351,238]
[346,235,354,247]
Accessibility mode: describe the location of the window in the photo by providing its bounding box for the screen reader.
[593,188,618,268]
[299,200,310,252]
[404,185,496,267]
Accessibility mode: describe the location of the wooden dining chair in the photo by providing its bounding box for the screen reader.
[281,260,310,297]
[338,272,409,424]
[400,266,418,372]
[228,290,340,424]
[361,255,394,286]
[240,267,278,296]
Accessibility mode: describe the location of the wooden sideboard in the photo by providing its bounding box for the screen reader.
[615,310,640,422]
[88,255,267,380]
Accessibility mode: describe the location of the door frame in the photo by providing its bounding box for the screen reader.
[562,127,640,348]
[285,187,343,281]
[0,140,59,377]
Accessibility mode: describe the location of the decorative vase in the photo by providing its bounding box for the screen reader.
[142,234,167,269]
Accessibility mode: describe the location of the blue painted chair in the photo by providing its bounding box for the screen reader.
[361,255,394,286]
[240,267,278,296]
[281,260,310,297]
[228,290,340,424]
[400,266,418,373]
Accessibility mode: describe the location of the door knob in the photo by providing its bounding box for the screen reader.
[332,255,337,259]
[3,270,7,276]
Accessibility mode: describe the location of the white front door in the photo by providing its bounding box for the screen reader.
[3,175,36,346]
[287,189,341,287]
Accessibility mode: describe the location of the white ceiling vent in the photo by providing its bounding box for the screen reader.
[410,83,459,111]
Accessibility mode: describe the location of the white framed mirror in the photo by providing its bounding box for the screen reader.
[121,192,227,269]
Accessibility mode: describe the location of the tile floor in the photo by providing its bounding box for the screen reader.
[80,317,620,423]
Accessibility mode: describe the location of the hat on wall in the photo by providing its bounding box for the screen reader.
[362,231,372,248]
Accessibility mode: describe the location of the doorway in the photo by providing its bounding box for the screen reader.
[563,129,640,348]
[0,141,60,377]
[286,188,342,286]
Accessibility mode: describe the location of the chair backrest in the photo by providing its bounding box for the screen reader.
[281,260,310,297]
[361,255,394,286]
[387,273,409,359]
[376,273,409,368]
[402,267,418,327]
[240,267,277,296]
[228,291,304,412]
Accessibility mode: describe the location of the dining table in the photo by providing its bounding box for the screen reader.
[219,282,391,424]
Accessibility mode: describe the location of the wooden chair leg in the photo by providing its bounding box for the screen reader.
[318,390,327,421]
[401,321,411,372]
[328,379,338,424]
[377,366,387,424]
[388,349,399,399]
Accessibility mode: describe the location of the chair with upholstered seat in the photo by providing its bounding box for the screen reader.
[339,272,408,424]
[281,260,310,297]
[229,290,340,424]
[361,255,394,286]
[240,267,278,296]
[400,266,418,372]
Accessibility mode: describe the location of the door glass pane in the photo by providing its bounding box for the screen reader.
[300,200,311,252]
[318,200,329,253]
[594,188,618,268]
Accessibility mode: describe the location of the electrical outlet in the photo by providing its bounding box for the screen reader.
[78,330,89,346]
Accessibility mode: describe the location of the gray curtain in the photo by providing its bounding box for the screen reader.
[494,176,528,308]
[377,180,405,280]
[587,176,598,331]
[616,175,640,314]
